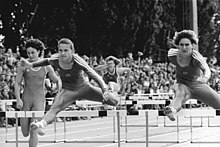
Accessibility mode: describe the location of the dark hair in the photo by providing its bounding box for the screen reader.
[106,56,121,65]
[173,30,198,45]
[25,38,45,55]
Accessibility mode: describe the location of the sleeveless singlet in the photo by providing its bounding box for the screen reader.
[22,66,47,99]
[103,68,119,84]
[168,48,205,86]
[49,54,106,91]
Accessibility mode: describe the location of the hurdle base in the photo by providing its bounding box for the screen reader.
[208,125,220,127]
[164,125,202,127]
[121,124,159,127]
[63,140,124,143]
[125,140,183,143]
[6,140,63,143]
[191,141,220,143]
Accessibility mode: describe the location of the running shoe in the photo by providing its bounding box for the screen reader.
[30,121,45,136]
[102,91,119,106]
[163,106,176,121]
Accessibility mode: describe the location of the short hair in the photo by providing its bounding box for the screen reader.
[25,38,45,52]
[106,56,121,65]
[58,38,74,50]
[173,30,198,45]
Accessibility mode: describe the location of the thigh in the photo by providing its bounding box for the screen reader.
[174,83,191,101]
[31,100,45,121]
[20,97,32,131]
[50,89,79,111]
[77,83,103,102]
[192,84,220,109]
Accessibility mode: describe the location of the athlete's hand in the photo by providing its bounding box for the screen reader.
[19,58,32,69]
[16,98,23,109]
[195,76,208,84]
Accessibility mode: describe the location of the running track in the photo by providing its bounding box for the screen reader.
[1,108,220,147]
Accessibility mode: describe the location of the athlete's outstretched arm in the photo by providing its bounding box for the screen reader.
[14,66,25,109]
[19,58,51,68]
[46,65,62,92]
[94,64,107,71]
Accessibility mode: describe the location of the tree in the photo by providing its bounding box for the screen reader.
[1,0,220,62]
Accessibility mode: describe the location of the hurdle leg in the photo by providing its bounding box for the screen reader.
[32,112,36,119]
[164,116,166,127]
[208,116,210,127]
[116,112,121,147]
[54,119,57,142]
[15,113,18,147]
[145,111,149,147]
[5,113,8,142]
[125,116,128,142]
[201,116,203,127]
[63,117,66,142]
[156,116,159,127]
[113,116,116,142]
[190,116,193,143]
[176,116,179,143]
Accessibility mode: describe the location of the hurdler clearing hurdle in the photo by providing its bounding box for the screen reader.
[164,30,220,121]
[19,38,119,136]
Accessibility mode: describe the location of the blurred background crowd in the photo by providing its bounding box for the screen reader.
[1,44,220,118]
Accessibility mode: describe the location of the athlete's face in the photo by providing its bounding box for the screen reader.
[107,60,115,71]
[178,38,194,57]
[58,43,74,61]
[26,47,40,62]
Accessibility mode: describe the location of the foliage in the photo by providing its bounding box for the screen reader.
[0,0,220,62]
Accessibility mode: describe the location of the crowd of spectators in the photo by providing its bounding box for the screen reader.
[1,44,220,127]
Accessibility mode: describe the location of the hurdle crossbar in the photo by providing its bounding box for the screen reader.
[2,109,220,146]
[1,109,219,118]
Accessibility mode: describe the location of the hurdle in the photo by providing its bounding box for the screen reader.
[121,99,166,128]
[128,93,174,100]
[3,111,64,146]
[185,109,220,143]
[2,109,220,147]
[56,110,125,144]
[120,109,220,145]
[0,99,16,111]
[1,110,127,147]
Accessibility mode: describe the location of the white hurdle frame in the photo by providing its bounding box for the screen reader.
[3,110,126,147]
[2,109,220,147]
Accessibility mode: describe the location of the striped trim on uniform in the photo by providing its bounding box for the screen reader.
[73,54,107,90]
[192,50,211,78]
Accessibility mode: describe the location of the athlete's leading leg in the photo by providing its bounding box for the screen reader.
[164,83,191,121]
[30,89,79,135]
[79,83,118,106]
[192,84,220,109]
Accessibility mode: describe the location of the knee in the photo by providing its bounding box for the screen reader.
[22,130,29,137]
[50,99,63,110]
[174,83,190,96]
[29,128,37,135]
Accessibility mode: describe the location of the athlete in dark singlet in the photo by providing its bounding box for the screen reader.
[14,39,61,147]
[164,30,220,121]
[19,38,119,136]
[95,56,131,93]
